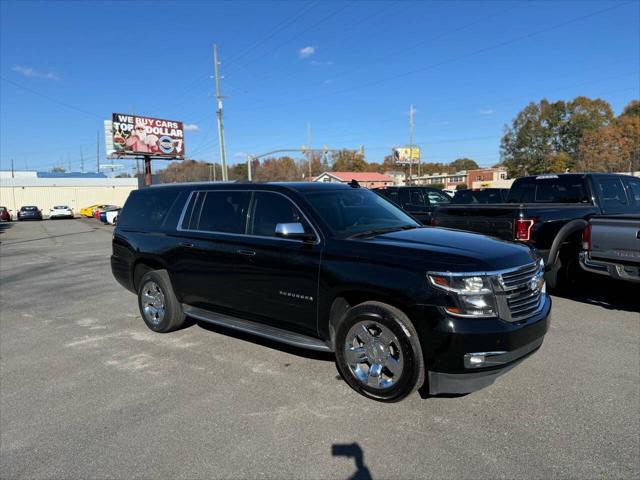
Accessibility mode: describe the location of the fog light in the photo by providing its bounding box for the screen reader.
[469,355,485,366]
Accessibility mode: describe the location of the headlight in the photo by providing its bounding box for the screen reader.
[428,272,497,317]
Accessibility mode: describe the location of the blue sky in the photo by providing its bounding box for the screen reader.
[1,0,638,174]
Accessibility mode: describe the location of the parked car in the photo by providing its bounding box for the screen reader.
[100,208,121,225]
[80,204,104,218]
[112,182,550,402]
[0,206,12,222]
[432,173,640,290]
[451,188,510,204]
[17,206,42,221]
[374,186,451,224]
[580,214,640,283]
[442,188,457,197]
[49,205,74,219]
[94,205,118,219]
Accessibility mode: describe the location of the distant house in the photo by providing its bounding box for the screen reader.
[313,171,394,189]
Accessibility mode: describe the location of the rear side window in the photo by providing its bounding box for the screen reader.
[196,191,251,233]
[117,189,180,229]
[249,192,310,237]
[409,189,425,206]
[507,177,589,203]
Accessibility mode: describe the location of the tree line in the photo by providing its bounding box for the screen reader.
[157,151,481,184]
[501,98,639,177]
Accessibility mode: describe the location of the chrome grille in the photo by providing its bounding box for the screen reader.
[499,263,544,321]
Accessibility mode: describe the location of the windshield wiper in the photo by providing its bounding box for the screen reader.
[348,224,418,239]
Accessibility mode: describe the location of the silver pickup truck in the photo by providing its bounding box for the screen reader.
[580,214,640,283]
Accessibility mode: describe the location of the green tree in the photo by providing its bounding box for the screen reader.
[621,99,640,117]
[455,183,468,190]
[331,149,367,172]
[450,158,479,172]
[500,97,614,176]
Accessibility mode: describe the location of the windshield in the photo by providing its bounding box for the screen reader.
[303,188,419,238]
[22,206,37,211]
[53,205,69,209]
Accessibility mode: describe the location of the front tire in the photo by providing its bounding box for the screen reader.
[334,301,424,402]
[137,269,186,333]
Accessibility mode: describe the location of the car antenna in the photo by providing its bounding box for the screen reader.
[348,179,360,188]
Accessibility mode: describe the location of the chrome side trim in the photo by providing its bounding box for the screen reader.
[182,304,333,352]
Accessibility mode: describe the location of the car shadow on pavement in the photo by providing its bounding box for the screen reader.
[194,320,335,362]
[0,221,13,236]
[332,443,373,480]
[557,274,640,313]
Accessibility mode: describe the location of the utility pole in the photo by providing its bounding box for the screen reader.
[96,130,100,173]
[80,146,84,173]
[11,158,14,178]
[214,44,228,181]
[408,104,415,186]
[306,122,312,179]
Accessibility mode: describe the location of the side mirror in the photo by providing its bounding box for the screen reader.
[275,222,315,242]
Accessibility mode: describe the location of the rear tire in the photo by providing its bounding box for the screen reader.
[334,301,424,402]
[137,269,186,333]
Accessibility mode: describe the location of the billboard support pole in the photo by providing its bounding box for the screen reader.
[144,155,152,186]
[214,44,228,181]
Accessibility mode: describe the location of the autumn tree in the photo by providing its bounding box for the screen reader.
[500,97,614,176]
[577,100,640,173]
[450,158,479,172]
[331,149,367,172]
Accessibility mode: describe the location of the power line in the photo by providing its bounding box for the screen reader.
[0,77,103,119]
[228,1,634,114]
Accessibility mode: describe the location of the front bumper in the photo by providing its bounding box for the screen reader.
[422,295,551,395]
[579,252,640,283]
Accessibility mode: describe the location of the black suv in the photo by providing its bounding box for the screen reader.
[111,182,551,402]
[374,186,451,224]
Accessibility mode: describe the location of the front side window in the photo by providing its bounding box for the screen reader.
[426,190,450,205]
[304,189,418,237]
[196,191,251,233]
[249,192,311,237]
[409,189,425,206]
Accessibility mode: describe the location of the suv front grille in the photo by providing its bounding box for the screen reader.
[498,262,544,321]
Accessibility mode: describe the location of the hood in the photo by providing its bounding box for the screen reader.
[350,227,538,272]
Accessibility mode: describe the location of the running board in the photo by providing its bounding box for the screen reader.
[182,304,333,352]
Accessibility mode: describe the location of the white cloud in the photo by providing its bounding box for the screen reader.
[299,46,316,58]
[234,152,249,159]
[480,108,496,115]
[323,79,333,84]
[12,65,60,81]
[429,121,450,127]
[183,124,199,132]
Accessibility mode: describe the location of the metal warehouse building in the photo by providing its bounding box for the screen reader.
[0,171,138,215]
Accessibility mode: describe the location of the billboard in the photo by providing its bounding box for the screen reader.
[392,146,421,165]
[110,113,185,158]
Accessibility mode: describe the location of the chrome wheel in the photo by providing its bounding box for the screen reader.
[344,320,404,389]
[141,281,166,326]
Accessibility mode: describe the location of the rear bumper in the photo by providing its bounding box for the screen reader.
[579,252,640,283]
[111,255,135,293]
[422,295,551,395]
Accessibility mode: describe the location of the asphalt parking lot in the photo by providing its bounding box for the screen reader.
[1,219,638,479]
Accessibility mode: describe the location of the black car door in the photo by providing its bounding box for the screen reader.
[168,190,252,310]
[400,188,430,223]
[234,191,322,335]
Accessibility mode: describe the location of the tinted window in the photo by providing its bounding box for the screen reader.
[22,206,37,211]
[249,192,311,237]
[398,188,410,206]
[452,189,505,204]
[425,190,451,205]
[409,189,425,206]
[624,178,640,205]
[304,189,418,237]
[507,176,589,203]
[118,190,179,229]
[595,177,628,209]
[196,191,251,233]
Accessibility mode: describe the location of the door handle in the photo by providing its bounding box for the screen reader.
[179,241,194,248]
[237,249,256,256]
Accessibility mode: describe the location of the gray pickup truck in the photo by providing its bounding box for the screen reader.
[580,214,640,283]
